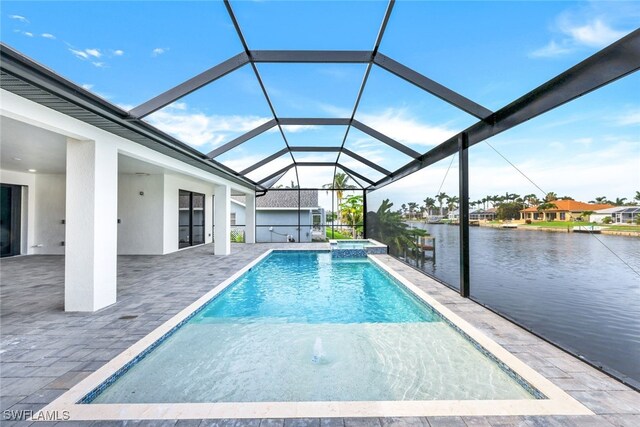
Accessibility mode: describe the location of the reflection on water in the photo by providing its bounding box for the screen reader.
[401,223,640,386]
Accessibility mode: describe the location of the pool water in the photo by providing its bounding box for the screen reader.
[336,241,376,249]
[91,251,537,403]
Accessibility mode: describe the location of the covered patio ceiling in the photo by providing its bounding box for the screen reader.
[1,0,639,191]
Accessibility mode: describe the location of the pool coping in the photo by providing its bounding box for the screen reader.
[34,249,592,421]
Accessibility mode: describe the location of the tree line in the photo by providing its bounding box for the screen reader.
[398,191,640,220]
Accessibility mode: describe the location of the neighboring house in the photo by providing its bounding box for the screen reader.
[611,206,640,224]
[230,190,325,243]
[470,208,497,221]
[446,208,496,222]
[520,200,614,221]
[589,207,626,224]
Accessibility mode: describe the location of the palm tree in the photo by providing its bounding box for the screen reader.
[614,197,627,206]
[423,197,436,216]
[446,195,459,212]
[635,191,640,204]
[580,210,595,222]
[523,194,538,207]
[592,196,608,204]
[494,195,505,206]
[504,192,519,203]
[436,192,448,216]
[407,202,419,220]
[366,199,427,256]
[339,195,363,238]
[322,172,357,224]
[401,203,407,218]
[537,202,558,220]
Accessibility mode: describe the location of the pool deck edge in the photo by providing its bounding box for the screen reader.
[32,248,598,421]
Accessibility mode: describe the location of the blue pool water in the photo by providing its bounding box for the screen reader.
[195,252,436,324]
[90,251,538,403]
[336,240,376,249]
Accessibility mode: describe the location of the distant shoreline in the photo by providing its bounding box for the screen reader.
[405,220,640,237]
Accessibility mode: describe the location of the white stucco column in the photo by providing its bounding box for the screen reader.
[245,192,256,244]
[214,184,231,255]
[65,138,118,311]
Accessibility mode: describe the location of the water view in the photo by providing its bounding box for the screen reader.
[406,223,640,386]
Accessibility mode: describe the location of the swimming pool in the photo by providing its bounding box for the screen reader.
[41,249,591,419]
[336,240,377,249]
[85,251,534,403]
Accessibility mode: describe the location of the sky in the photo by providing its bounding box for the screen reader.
[2,0,639,209]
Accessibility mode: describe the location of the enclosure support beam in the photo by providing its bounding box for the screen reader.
[369,28,640,191]
[352,120,421,159]
[363,190,368,239]
[250,50,372,63]
[374,54,492,119]
[458,133,470,298]
[129,52,250,119]
[240,148,289,175]
[207,119,277,158]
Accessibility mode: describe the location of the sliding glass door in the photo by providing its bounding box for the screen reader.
[178,190,205,248]
[1,184,22,257]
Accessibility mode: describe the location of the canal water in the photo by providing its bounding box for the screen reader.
[407,223,640,387]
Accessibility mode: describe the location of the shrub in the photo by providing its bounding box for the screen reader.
[602,217,612,224]
[525,219,532,224]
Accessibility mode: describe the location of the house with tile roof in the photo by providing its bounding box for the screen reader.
[519,200,614,222]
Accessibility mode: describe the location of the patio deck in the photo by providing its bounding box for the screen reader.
[1,243,638,426]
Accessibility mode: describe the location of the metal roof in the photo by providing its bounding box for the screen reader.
[1,0,639,193]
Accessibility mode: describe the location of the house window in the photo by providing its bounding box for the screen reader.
[230,213,237,226]
[560,212,566,220]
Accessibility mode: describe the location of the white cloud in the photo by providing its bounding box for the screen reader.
[152,47,168,57]
[9,15,29,23]
[531,12,630,59]
[280,125,318,134]
[23,31,33,37]
[81,83,94,90]
[170,102,188,111]
[85,48,101,58]
[357,108,457,147]
[369,139,640,208]
[565,19,627,48]
[573,137,593,147]
[243,156,296,184]
[69,47,112,66]
[615,109,640,127]
[145,103,271,149]
[530,40,573,58]
[113,49,124,56]
[41,33,55,39]
[69,48,89,60]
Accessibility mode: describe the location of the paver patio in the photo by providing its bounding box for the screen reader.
[1,243,638,426]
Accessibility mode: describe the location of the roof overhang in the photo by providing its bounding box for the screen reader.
[0,43,260,192]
